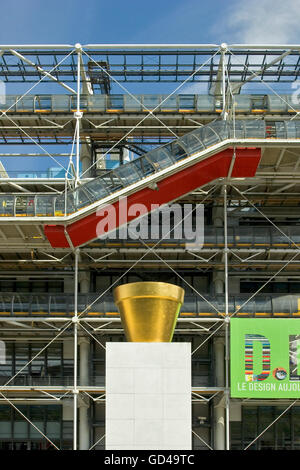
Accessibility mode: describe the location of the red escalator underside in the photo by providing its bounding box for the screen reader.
[44,147,261,248]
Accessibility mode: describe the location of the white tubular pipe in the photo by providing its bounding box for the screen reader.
[223,184,230,451]
[82,43,219,49]
[0,44,298,51]
[0,44,74,50]
[73,248,79,450]
[228,44,300,50]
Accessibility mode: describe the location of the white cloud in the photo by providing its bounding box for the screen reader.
[223,0,300,44]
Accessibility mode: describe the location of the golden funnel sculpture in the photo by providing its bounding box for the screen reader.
[113,282,185,342]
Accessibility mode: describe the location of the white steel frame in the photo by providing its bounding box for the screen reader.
[0,43,300,451]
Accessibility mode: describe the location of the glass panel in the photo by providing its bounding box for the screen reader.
[289,227,300,245]
[84,178,109,200]
[13,294,30,314]
[293,407,300,449]
[47,405,61,421]
[255,296,272,314]
[30,343,46,380]
[51,95,70,112]
[124,95,142,111]
[231,421,242,450]
[160,95,177,110]
[286,121,300,138]
[47,344,62,377]
[146,147,175,170]
[202,126,220,147]
[230,120,245,139]
[50,295,67,315]
[267,94,288,112]
[286,95,300,113]
[235,296,255,317]
[0,196,14,216]
[180,133,204,154]
[66,193,76,214]
[15,196,35,216]
[87,95,106,111]
[47,422,60,438]
[168,141,187,162]
[15,345,29,383]
[79,95,88,111]
[244,120,265,138]
[143,95,160,110]
[1,95,17,112]
[16,96,34,112]
[234,95,252,112]
[0,293,12,314]
[30,405,45,421]
[103,172,124,193]
[179,95,195,110]
[204,225,216,245]
[253,226,269,245]
[107,95,123,110]
[274,121,287,138]
[54,195,65,216]
[35,95,51,112]
[0,342,12,382]
[196,95,214,112]
[133,156,155,177]
[35,195,54,216]
[243,407,258,449]
[114,163,141,185]
[14,422,28,438]
[75,188,93,209]
[211,120,230,140]
[0,405,11,437]
[258,407,274,450]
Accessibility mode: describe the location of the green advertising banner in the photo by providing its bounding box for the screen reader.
[230,318,300,398]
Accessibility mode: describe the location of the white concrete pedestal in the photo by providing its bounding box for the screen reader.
[105,342,191,450]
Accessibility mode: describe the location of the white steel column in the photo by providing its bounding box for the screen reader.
[214,337,225,449]
[79,399,90,450]
[75,44,82,184]
[73,248,79,450]
[214,398,225,450]
[79,337,90,385]
[79,337,90,450]
[72,45,82,450]
[221,43,228,120]
[79,271,90,294]
[213,272,224,295]
[223,184,230,450]
[80,143,92,178]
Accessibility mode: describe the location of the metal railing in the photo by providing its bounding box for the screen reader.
[2,93,300,114]
[0,292,298,317]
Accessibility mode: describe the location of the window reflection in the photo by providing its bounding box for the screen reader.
[231,405,299,449]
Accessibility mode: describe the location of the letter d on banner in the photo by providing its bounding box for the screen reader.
[245,334,271,382]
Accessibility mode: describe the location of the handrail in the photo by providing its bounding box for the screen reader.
[0,292,298,317]
[1,93,300,114]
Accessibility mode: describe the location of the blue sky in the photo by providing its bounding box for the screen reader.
[0,0,299,174]
[1,0,299,45]
[0,0,224,44]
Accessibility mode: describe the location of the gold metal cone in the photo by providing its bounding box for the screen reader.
[113,281,185,342]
